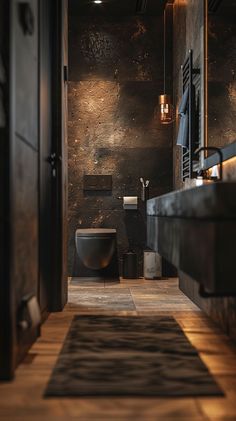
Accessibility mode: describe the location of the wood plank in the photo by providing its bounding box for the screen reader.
[0,278,235,419]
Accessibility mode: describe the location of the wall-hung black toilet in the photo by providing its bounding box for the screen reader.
[74,228,119,279]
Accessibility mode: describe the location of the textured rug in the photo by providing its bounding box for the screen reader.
[44,315,223,397]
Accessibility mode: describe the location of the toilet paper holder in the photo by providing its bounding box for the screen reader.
[117,196,138,210]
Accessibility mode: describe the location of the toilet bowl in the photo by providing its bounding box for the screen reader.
[75,228,117,271]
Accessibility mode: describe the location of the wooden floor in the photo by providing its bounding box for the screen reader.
[1,278,236,420]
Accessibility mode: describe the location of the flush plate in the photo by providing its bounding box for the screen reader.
[83,175,112,191]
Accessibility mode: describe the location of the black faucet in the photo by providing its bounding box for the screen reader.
[194,146,223,181]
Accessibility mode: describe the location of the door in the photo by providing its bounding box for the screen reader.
[0,0,13,380]
[11,0,39,365]
[0,0,40,380]
[0,0,68,380]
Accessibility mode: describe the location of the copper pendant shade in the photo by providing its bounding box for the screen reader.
[159,94,174,125]
[159,8,174,125]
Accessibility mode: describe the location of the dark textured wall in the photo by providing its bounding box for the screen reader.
[172,0,204,189]
[208,0,236,148]
[172,0,236,178]
[0,3,6,130]
[68,12,173,276]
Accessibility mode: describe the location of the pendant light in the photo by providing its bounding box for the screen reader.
[159,7,174,124]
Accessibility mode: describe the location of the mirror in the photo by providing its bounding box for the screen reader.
[207,0,236,149]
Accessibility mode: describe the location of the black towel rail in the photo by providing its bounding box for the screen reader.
[181,50,200,181]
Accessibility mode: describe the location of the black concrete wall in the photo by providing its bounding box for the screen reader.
[208,0,236,148]
[172,0,204,189]
[68,8,173,276]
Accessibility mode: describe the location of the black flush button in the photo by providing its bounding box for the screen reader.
[83,175,112,192]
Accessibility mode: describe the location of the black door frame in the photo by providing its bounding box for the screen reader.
[0,0,15,381]
[39,0,68,315]
[38,0,53,321]
[50,0,68,312]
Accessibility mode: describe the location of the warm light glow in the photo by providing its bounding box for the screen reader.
[222,156,236,167]
[208,156,236,172]
[208,156,236,181]
[159,94,175,125]
[94,0,102,3]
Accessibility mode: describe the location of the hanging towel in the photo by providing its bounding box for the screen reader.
[176,86,189,148]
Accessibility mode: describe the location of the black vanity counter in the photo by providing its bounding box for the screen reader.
[147,182,236,220]
[147,183,236,295]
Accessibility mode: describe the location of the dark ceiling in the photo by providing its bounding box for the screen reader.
[69,0,169,16]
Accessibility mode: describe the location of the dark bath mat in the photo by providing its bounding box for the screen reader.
[44,315,223,397]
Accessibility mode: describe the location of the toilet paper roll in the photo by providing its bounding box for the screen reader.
[123,196,138,210]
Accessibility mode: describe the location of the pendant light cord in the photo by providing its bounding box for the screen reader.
[163,8,166,95]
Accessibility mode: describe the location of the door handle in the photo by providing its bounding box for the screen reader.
[47,154,62,165]
[46,153,56,166]
[46,154,62,178]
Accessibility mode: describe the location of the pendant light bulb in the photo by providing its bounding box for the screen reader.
[159,94,174,125]
[159,8,174,125]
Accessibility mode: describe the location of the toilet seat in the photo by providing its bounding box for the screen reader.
[76,228,116,238]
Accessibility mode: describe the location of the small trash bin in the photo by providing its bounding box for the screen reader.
[123,252,138,279]
[143,250,162,279]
